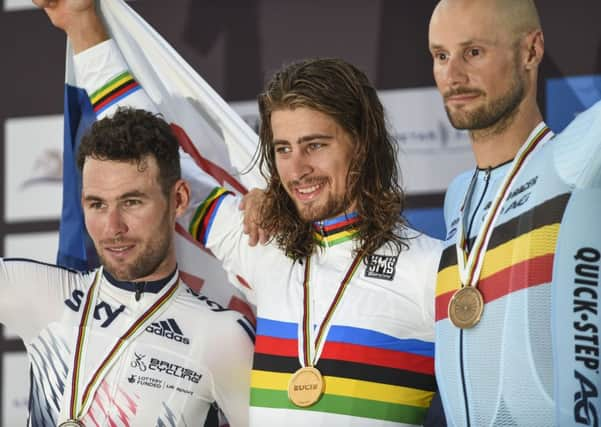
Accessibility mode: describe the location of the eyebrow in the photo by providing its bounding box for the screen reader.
[82,190,148,202]
[273,133,334,145]
[430,38,495,50]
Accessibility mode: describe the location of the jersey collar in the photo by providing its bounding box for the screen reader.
[103,267,178,294]
[312,211,361,247]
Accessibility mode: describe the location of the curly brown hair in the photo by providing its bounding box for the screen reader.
[76,107,181,197]
[257,58,407,260]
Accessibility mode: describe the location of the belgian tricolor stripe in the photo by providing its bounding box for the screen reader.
[312,212,360,247]
[435,193,570,322]
[189,187,233,245]
[251,317,435,423]
[89,71,141,114]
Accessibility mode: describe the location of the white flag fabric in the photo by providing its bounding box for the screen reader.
[60,0,262,324]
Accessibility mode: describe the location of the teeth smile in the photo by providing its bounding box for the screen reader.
[298,185,320,194]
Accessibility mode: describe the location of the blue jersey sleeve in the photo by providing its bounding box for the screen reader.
[553,100,601,188]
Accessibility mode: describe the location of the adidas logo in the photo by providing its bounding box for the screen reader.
[146,318,190,345]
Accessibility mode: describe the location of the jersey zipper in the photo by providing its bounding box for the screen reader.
[459,167,491,426]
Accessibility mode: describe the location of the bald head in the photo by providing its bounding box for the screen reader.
[431,0,541,42]
[428,0,545,145]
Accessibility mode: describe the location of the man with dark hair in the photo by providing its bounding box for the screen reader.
[0,106,253,426]
[77,107,182,198]
[38,0,442,425]
[429,0,601,425]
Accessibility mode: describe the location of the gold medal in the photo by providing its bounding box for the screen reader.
[452,125,552,329]
[58,420,85,427]
[448,286,484,329]
[287,366,324,407]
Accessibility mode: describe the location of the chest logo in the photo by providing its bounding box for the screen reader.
[365,255,398,281]
[146,318,190,345]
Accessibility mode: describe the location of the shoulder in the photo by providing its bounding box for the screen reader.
[551,101,601,188]
[397,226,442,255]
[175,286,255,343]
[377,226,442,274]
[2,257,90,285]
[445,170,473,205]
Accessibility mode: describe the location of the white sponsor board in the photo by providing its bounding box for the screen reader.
[380,87,475,194]
[2,353,29,425]
[4,231,60,263]
[4,115,64,222]
[3,0,36,11]
[232,86,475,195]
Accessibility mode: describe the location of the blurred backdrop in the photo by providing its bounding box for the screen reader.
[0,1,600,423]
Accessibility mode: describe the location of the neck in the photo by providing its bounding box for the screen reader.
[470,99,543,168]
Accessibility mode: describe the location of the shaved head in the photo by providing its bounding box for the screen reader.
[428,0,545,142]
[432,0,541,42]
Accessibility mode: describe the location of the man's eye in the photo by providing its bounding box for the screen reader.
[434,52,448,62]
[308,143,323,151]
[89,202,104,210]
[124,199,141,207]
[275,146,291,154]
[467,48,481,57]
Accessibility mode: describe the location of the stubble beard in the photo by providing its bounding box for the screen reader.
[288,177,351,222]
[445,67,525,133]
[296,194,348,223]
[97,213,172,282]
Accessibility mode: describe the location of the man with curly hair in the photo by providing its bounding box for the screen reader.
[0,105,253,426]
[37,0,443,425]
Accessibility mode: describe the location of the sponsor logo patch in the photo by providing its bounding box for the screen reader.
[146,318,190,345]
[365,254,398,281]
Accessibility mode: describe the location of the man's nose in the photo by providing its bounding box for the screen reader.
[289,152,314,182]
[106,206,128,236]
[444,55,469,87]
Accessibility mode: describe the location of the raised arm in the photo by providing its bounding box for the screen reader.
[33,0,108,53]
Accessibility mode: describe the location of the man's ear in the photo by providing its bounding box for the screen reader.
[173,179,191,217]
[524,29,544,70]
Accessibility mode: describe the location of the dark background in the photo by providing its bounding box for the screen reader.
[1,1,600,423]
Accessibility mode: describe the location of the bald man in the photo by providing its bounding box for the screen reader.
[429,0,601,426]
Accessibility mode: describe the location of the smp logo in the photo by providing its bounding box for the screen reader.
[146,318,190,345]
[365,255,398,281]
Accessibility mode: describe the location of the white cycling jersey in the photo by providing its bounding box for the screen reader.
[0,259,254,426]
[181,189,441,427]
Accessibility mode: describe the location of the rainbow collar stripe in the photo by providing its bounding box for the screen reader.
[89,71,141,115]
[312,212,360,247]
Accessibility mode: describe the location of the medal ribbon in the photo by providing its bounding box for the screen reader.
[300,253,363,367]
[68,269,180,421]
[456,124,553,289]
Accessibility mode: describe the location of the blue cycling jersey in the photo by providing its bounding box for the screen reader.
[435,103,601,427]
